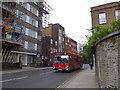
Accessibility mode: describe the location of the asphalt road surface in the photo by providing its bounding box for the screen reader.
[2,64,89,89]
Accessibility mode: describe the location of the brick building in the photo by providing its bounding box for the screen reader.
[1,1,52,69]
[42,23,64,66]
[63,34,77,54]
[91,1,120,28]
[42,23,78,66]
[42,36,57,66]
[42,23,65,52]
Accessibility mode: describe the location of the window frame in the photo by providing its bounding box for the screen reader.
[115,9,120,20]
[99,12,107,24]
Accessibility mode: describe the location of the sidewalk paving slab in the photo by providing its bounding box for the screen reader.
[57,66,99,88]
[0,67,52,75]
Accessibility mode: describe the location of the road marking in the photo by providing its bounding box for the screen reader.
[0,76,28,83]
[40,71,55,75]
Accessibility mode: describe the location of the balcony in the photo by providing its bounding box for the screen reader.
[2,38,24,47]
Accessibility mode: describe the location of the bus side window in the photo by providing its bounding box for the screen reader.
[76,56,78,62]
[79,57,80,62]
[69,56,73,63]
[72,56,76,63]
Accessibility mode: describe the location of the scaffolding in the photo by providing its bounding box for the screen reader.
[1,2,25,65]
[1,2,24,47]
[1,2,16,29]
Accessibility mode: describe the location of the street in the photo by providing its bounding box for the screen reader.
[2,65,89,88]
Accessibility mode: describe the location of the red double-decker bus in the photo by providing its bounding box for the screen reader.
[52,52,83,71]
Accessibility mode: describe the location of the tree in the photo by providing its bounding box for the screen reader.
[81,20,120,62]
[110,19,120,31]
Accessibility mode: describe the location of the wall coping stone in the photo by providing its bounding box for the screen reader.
[95,30,120,46]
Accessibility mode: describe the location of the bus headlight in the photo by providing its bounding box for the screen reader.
[66,65,69,70]
[66,65,69,69]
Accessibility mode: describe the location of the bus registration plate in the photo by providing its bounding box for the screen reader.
[58,69,62,70]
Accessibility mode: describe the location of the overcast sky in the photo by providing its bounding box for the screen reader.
[48,0,119,44]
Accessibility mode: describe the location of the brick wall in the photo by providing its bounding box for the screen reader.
[95,31,120,88]
[91,1,120,27]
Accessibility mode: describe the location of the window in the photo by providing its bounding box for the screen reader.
[21,26,25,34]
[35,44,37,51]
[26,15,29,23]
[36,21,38,27]
[24,41,28,49]
[15,10,19,15]
[39,35,42,41]
[58,29,63,51]
[35,32,38,39]
[28,17,38,27]
[29,17,32,24]
[55,41,57,46]
[63,37,64,41]
[66,43,68,45]
[115,10,120,20]
[30,5,34,13]
[68,39,69,43]
[30,5,38,16]
[59,36,62,41]
[51,39,53,44]
[15,10,27,22]
[55,49,57,52]
[21,3,27,9]
[25,41,37,51]
[25,28,29,35]
[63,45,64,49]
[37,10,39,16]
[99,13,107,24]
[59,29,63,35]
[29,17,34,25]
[32,19,34,25]
[25,27,38,39]
[29,29,37,38]
[28,42,35,50]
[26,3,30,11]
[21,13,26,21]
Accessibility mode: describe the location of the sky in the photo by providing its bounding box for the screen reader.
[47,0,119,44]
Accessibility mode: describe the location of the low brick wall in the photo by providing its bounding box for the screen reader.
[95,31,120,88]
[2,62,20,70]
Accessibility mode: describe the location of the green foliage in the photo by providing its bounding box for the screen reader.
[81,20,120,62]
[110,19,120,31]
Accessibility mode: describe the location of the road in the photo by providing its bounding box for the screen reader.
[2,64,89,88]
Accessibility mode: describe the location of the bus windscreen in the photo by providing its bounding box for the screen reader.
[53,55,69,64]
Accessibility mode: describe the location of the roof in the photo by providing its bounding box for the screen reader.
[91,1,120,11]
[52,52,82,57]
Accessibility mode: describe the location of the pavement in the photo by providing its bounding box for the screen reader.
[1,64,99,88]
[57,64,99,88]
[0,66,52,75]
